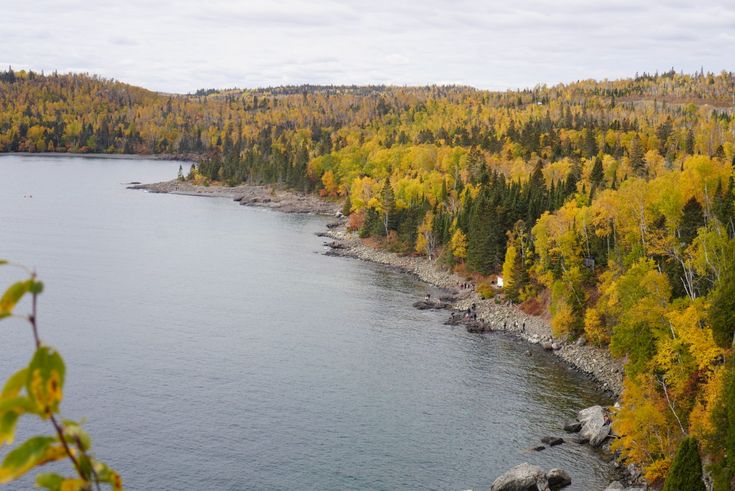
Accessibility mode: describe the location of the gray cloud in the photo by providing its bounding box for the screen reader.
[0,0,732,92]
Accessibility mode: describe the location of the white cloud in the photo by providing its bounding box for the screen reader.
[0,0,732,93]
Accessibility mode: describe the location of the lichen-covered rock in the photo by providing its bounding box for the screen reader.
[490,463,550,491]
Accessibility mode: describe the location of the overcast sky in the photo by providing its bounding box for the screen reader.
[1,0,733,93]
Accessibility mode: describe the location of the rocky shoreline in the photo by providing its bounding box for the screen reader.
[131,178,635,489]
[322,228,624,397]
[129,180,340,215]
[133,178,623,395]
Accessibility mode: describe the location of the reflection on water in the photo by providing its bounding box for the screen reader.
[0,156,614,490]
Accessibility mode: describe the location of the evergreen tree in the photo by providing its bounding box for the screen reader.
[710,240,735,348]
[710,357,735,491]
[679,197,705,246]
[582,127,597,157]
[380,177,397,235]
[502,220,531,301]
[466,191,493,274]
[590,155,605,187]
[661,437,705,491]
[713,177,735,237]
[629,135,647,176]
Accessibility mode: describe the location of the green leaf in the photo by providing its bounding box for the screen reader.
[0,436,65,483]
[35,472,64,490]
[2,368,28,398]
[26,347,66,417]
[0,396,35,446]
[0,280,32,317]
[0,396,34,413]
[0,411,20,446]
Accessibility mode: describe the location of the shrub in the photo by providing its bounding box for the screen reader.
[476,282,495,299]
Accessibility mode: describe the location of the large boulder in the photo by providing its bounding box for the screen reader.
[490,463,550,491]
[603,482,625,491]
[590,423,611,447]
[546,468,571,489]
[577,405,611,446]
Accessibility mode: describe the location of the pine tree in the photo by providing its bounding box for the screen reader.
[590,155,605,187]
[466,190,495,274]
[679,197,705,246]
[713,177,735,237]
[710,357,735,490]
[629,135,647,176]
[380,177,397,235]
[662,437,705,491]
[710,240,735,348]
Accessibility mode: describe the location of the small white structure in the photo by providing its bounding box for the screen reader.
[496,275,504,288]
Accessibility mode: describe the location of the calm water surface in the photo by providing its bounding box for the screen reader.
[0,156,614,490]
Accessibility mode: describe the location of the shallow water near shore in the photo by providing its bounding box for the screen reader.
[0,155,615,490]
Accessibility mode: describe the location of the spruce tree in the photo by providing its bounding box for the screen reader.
[662,437,705,491]
[713,177,734,237]
[380,177,397,235]
[629,135,647,177]
[710,240,735,348]
[679,197,705,246]
[590,155,605,187]
[466,189,495,274]
[711,357,735,490]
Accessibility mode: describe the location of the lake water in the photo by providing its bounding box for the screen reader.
[0,156,615,490]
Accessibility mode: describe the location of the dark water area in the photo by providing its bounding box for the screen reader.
[0,156,614,490]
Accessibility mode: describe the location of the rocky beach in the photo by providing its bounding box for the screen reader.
[321,228,625,397]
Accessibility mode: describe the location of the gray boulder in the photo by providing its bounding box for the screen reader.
[576,405,612,447]
[546,468,571,489]
[603,482,625,490]
[578,406,606,438]
[590,423,611,447]
[490,463,550,491]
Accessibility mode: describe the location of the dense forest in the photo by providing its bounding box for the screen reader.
[2,67,735,488]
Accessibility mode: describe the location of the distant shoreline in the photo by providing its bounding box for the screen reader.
[0,151,198,162]
[129,179,340,215]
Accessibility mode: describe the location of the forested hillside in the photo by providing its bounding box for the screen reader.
[2,68,734,488]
